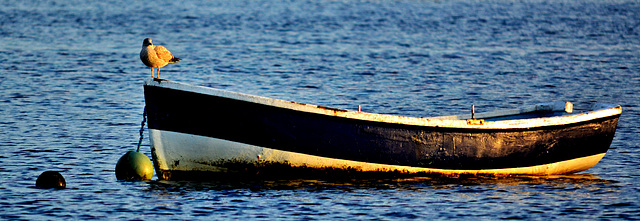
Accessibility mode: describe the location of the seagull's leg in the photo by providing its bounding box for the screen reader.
[151,68,155,78]
[158,67,161,79]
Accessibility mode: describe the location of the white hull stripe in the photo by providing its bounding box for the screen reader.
[150,129,606,176]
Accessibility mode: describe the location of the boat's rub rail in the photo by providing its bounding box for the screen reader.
[315,105,349,113]
[145,79,622,129]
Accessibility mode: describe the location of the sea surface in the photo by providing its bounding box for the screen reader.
[1,0,639,220]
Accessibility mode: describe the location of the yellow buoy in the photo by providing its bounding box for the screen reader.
[115,150,153,181]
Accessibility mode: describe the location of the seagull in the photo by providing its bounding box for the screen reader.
[140,38,182,79]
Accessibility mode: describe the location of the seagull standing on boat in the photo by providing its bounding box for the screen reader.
[140,38,182,79]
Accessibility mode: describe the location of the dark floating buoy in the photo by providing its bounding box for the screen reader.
[115,150,153,181]
[36,171,66,189]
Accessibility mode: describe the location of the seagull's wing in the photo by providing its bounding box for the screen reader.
[154,45,175,63]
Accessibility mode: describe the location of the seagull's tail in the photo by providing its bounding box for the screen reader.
[169,57,182,63]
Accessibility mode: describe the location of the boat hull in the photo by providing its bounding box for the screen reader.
[143,79,621,179]
[149,129,609,179]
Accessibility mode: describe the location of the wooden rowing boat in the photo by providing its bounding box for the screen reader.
[143,79,621,179]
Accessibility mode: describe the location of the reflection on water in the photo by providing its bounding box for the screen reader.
[138,174,624,219]
[145,174,613,192]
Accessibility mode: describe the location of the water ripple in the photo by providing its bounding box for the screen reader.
[1,0,639,220]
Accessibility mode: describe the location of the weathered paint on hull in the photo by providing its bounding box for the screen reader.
[143,79,621,179]
[150,129,607,180]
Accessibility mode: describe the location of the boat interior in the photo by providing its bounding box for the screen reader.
[431,102,616,121]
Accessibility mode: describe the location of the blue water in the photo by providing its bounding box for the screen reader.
[1,0,639,219]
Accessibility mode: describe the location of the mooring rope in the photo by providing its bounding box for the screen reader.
[136,106,147,152]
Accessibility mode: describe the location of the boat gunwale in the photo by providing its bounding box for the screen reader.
[144,79,622,130]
